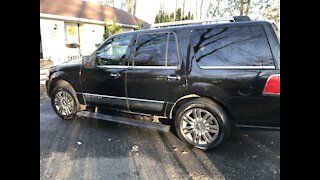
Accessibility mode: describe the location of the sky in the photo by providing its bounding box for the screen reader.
[134,0,278,24]
[86,0,278,25]
[135,0,199,24]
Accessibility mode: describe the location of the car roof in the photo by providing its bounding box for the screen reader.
[113,20,273,37]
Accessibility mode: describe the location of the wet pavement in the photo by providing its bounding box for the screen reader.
[40,98,280,180]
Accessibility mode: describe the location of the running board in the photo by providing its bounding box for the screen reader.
[236,124,280,130]
[77,111,170,132]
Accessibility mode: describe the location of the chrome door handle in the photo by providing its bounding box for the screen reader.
[110,72,121,78]
[167,75,181,81]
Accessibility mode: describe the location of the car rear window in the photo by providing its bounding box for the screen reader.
[190,25,274,67]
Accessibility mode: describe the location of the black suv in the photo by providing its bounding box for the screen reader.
[46,16,280,150]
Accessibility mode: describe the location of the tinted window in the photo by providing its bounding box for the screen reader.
[167,33,178,66]
[191,26,274,66]
[96,36,132,65]
[134,33,179,66]
[134,33,167,66]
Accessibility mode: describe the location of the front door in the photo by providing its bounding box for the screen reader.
[126,32,186,114]
[81,35,133,109]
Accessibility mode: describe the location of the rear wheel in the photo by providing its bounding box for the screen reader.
[174,98,230,150]
[51,84,79,120]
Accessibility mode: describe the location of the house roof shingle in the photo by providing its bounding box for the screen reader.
[40,0,147,26]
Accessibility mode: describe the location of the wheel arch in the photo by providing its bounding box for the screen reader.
[169,93,234,121]
[48,78,74,97]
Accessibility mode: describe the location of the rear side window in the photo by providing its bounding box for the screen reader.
[134,32,178,66]
[167,33,178,66]
[191,26,274,67]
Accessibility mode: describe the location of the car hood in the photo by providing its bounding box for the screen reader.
[49,61,82,73]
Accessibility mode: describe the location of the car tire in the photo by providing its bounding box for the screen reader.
[174,98,230,150]
[50,84,79,120]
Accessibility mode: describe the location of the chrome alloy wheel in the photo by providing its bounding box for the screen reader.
[54,90,75,116]
[181,108,219,145]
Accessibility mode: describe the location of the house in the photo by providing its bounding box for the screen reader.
[40,0,147,65]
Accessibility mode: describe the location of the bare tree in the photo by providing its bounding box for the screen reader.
[160,0,164,14]
[182,0,185,18]
[206,0,221,17]
[195,0,198,19]
[239,0,252,16]
[133,0,137,16]
[262,0,280,34]
[127,0,133,14]
[245,0,251,15]
[205,0,278,20]
[206,0,233,18]
[199,0,204,19]
[174,0,178,20]
[240,0,244,15]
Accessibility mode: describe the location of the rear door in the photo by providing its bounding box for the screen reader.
[126,32,186,114]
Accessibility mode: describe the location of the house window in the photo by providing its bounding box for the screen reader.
[65,23,80,47]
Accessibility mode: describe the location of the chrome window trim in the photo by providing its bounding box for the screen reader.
[96,65,129,69]
[165,33,169,66]
[83,93,165,104]
[128,66,177,70]
[199,66,276,70]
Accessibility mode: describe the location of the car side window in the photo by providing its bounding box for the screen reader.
[167,33,178,66]
[134,32,179,67]
[191,26,274,67]
[134,33,167,66]
[96,36,132,66]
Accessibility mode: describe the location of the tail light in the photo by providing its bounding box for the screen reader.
[263,74,280,95]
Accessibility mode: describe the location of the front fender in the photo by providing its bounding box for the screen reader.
[47,71,64,96]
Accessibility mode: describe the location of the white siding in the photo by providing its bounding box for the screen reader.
[40,17,136,65]
[40,19,66,65]
[80,24,105,56]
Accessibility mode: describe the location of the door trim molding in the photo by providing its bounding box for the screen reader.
[83,93,165,104]
[199,66,276,70]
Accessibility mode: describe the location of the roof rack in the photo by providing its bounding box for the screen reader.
[149,16,251,29]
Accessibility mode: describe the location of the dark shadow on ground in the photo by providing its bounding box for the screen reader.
[40,99,280,179]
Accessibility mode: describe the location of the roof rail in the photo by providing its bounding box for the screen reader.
[149,16,251,29]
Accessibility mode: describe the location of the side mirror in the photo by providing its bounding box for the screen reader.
[82,55,95,68]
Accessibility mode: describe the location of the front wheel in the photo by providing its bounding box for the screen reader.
[51,85,79,120]
[174,98,230,150]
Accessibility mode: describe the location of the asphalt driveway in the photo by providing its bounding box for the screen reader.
[40,98,280,180]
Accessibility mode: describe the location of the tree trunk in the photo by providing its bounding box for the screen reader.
[133,0,137,16]
[127,0,133,14]
[240,0,244,16]
[195,0,198,19]
[174,0,177,21]
[245,0,251,16]
[162,0,164,14]
[200,0,203,19]
[182,0,185,18]
[212,0,221,17]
